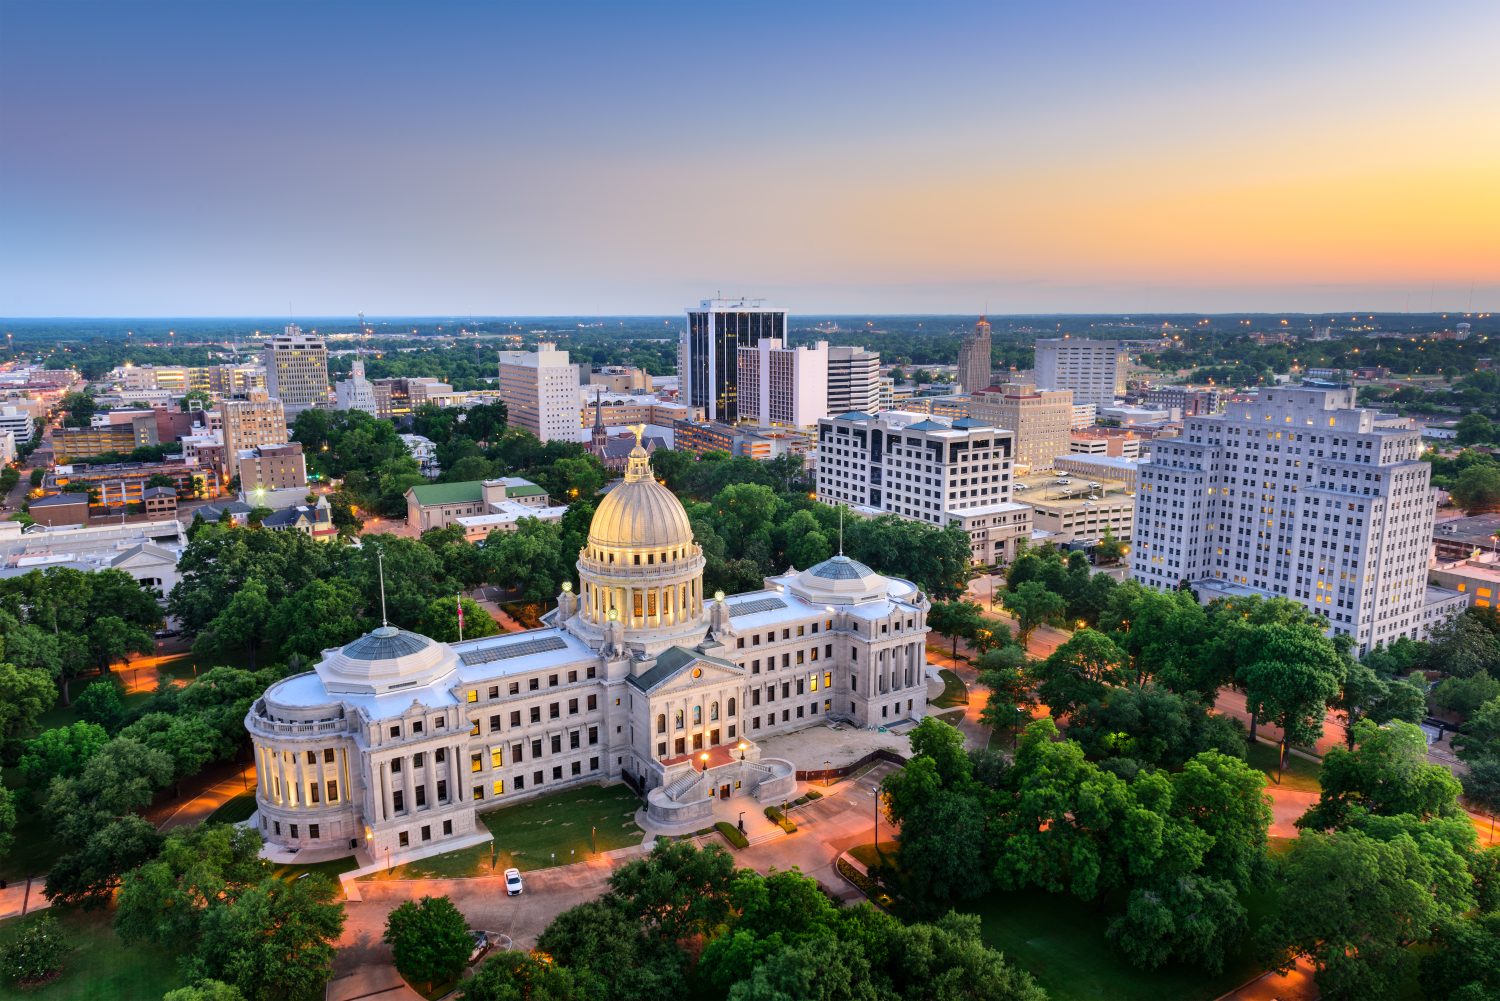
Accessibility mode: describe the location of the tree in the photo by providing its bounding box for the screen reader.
[1266,829,1444,1001]
[44,815,163,906]
[1431,672,1500,718]
[1094,525,1126,565]
[85,614,155,674]
[1453,463,1500,513]
[418,596,501,643]
[0,661,55,745]
[1454,696,1500,764]
[73,678,125,731]
[536,899,686,1001]
[1420,912,1500,1001]
[462,952,604,1001]
[483,520,569,604]
[1334,659,1426,747]
[164,982,247,1001]
[1300,720,1463,831]
[119,712,224,792]
[926,599,986,661]
[194,578,275,668]
[1237,621,1344,774]
[45,736,174,846]
[1067,683,1245,769]
[1029,628,1129,718]
[268,578,365,662]
[1004,580,1066,648]
[190,874,347,1001]
[1,913,68,985]
[605,841,737,942]
[384,895,473,992]
[1456,412,1496,447]
[977,646,1035,733]
[18,720,110,789]
[0,771,15,860]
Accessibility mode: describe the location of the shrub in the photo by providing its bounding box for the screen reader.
[764,807,797,834]
[714,821,748,849]
[3,914,68,985]
[805,790,823,800]
[836,857,893,909]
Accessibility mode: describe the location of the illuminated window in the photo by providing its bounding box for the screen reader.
[467,690,478,704]
[492,779,505,796]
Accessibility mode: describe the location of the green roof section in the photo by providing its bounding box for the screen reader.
[504,483,545,497]
[408,481,484,506]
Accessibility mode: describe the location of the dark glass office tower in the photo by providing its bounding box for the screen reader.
[681,298,787,423]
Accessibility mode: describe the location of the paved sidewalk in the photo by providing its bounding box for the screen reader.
[0,878,50,921]
[157,763,256,831]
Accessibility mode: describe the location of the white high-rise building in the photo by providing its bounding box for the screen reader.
[1034,337,1128,408]
[815,411,1031,565]
[1132,383,1465,653]
[827,346,882,415]
[0,406,36,445]
[334,358,379,415]
[736,338,829,429]
[680,299,788,423]
[497,342,579,443]
[262,325,330,416]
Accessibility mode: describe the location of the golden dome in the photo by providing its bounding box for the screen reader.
[586,443,695,553]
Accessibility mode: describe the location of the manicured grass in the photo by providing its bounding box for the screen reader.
[1246,738,1322,794]
[205,791,258,825]
[931,669,969,708]
[849,841,899,872]
[365,784,644,880]
[0,906,184,1000]
[934,708,967,725]
[271,856,360,883]
[964,889,1272,1001]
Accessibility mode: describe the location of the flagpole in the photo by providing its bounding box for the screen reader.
[457,592,464,643]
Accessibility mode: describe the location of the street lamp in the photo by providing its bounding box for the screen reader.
[871,785,881,852]
[824,759,831,787]
[736,741,747,761]
[737,810,745,834]
[699,752,709,774]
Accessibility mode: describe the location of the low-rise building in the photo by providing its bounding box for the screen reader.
[262,496,338,540]
[236,443,308,494]
[0,518,186,600]
[142,486,178,519]
[405,477,561,535]
[48,460,221,510]
[1012,469,1135,547]
[52,412,160,461]
[28,493,91,527]
[1069,429,1148,459]
[400,434,441,478]
[1429,551,1500,609]
[1432,513,1500,562]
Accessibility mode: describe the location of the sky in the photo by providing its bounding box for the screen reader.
[1,0,1498,317]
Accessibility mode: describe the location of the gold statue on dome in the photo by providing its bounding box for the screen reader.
[629,423,647,448]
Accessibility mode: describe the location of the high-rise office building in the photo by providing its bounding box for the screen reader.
[222,388,290,481]
[736,338,829,429]
[1033,337,1128,408]
[680,298,787,423]
[1131,382,1465,653]
[262,325,329,416]
[827,346,882,415]
[956,316,993,394]
[815,411,1031,565]
[966,382,1074,471]
[497,342,579,443]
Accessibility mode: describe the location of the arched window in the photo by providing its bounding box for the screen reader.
[710,701,720,721]
[692,705,702,726]
[674,710,684,730]
[657,714,666,734]
[727,697,736,717]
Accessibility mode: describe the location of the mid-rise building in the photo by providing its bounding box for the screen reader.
[680,298,787,423]
[966,382,1073,471]
[1069,429,1148,460]
[236,443,308,495]
[0,406,37,445]
[334,358,379,415]
[372,377,455,419]
[262,325,330,415]
[1034,338,1128,408]
[826,346,881,415]
[1131,382,1465,653]
[956,316,993,394]
[736,338,829,430]
[497,342,579,443]
[221,389,290,482]
[1145,386,1223,417]
[1012,470,1135,547]
[51,412,160,461]
[815,411,1030,565]
[671,420,811,462]
[245,441,928,865]
[405,477,564,537]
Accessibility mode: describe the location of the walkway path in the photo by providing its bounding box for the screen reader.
[154,762,257,831]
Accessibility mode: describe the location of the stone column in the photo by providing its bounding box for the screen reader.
[424,753,438,812]
[277,750,291,806]
[401,755,415,813]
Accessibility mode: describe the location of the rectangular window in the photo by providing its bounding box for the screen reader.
[421,825,431,842]
[491,749,503,769]
[587,694,597,711]
[467,689,478,703]
[326,779,338,803]
[534,770,544,785]
[568,698,579,715]
[515,775,525,791]
[532,739,543,758]
[588,726,598,745]
[398,831,409,847]
[510,710,521,727]
[393,790,405,812]
[434,748,446,763]
[473,785,485,800]
[488,714,500,732]
[436,780,447,801]
[290,823,299,838]
[553,766,563,780]
[590,757,599,771]
[323,748,335,763]
[309,783,320,804]
[548,674,559,687]
[488,686,499,699]
[570,731,580,749]
[571,761,581,776]
[493,779,505,795]
[512,742,523,762]
[306,750,316,764]
[551,735,562,754]
[415,786,427,807]
[469,719,480,736]
[391,757,403,773]
[309,824,319,840]
[509,682,520,695]
[443,820,452,836]
[568,670,578,684]
[530,707,541,723]
[550,703,560,720]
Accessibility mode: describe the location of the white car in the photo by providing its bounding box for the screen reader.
[504,867,523,896]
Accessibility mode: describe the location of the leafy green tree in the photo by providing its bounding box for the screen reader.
[1094,525,1126,564]
[1029,628,1129,717]
[194,578,274,668]
[442,455,500,483]
[1420,912,1500,1001]
[1004,580,1066,649]
[118,712,224,793]
[977,646,1034,733]
[190,874,346,1001]
[1362,636,1425,679]
[534,455,606,502]
[268,578,366,662]
[384,895,473,992]
[418,596,501,643]
[18,720,110,789]
[0,771,15,860]
[45,736,175,846]
[0,661,55,744]
[483,520,569,604]
[73,678,125,731]
[536,898,686,1001]
[1456,412,1496,446]
[1420,609,1500,679]
[1432,672,1500,718]
[926,599,986,661]
[605,840,737,943]
[1334,659,1426,747]
[44,815,162,906]
[1,913,68,985]
[1237,620,1344,770]
[164,982,247,1001]
[1068,683,1245,769]
[116,823,269,945]
[462,952,604,1001]
[1453,463,1500,513]
[1300,720,1463,830]
[1266,828,1444,1001]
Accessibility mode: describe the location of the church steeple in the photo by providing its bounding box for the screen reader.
[590,388,607,455]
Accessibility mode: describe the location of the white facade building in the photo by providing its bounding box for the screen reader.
[497,342,579,443]
[827,346,882,415]
[247,441,930,865]
[1034,338,1128,408]
[400,434,440,478]
[1131,383,1465,653]
[262,325,330,416]
[0,406,36,445]
[334,359,379,415]
[815,410,1030,565]
[736,338,829,430]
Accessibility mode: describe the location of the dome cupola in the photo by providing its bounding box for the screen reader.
[315,625,459,696]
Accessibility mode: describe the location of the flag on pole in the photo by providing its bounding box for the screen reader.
[456,593,464,642]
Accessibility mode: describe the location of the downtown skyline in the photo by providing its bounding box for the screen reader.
[2,0,1498,316]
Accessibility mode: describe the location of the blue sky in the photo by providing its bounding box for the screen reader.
[1,1,1496,316]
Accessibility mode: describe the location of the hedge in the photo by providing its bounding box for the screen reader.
[764,807,797,834]
[715,821,748,849]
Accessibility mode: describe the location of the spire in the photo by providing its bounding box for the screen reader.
[593,388,604,431]
[377,549,389,628]
[838,505,844,555]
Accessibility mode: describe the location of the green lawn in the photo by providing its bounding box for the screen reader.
[1246,738,1323,794]
[0,907,184,1000]
[271,856,360,883]
[205,791,258,825]
[931,669,969,709]
[964,889,1273,1001]
[364,784,644,880]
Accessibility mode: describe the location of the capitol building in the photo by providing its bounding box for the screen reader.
[246,441,932,865]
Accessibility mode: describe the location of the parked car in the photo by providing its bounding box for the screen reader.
[504,868,523,896]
